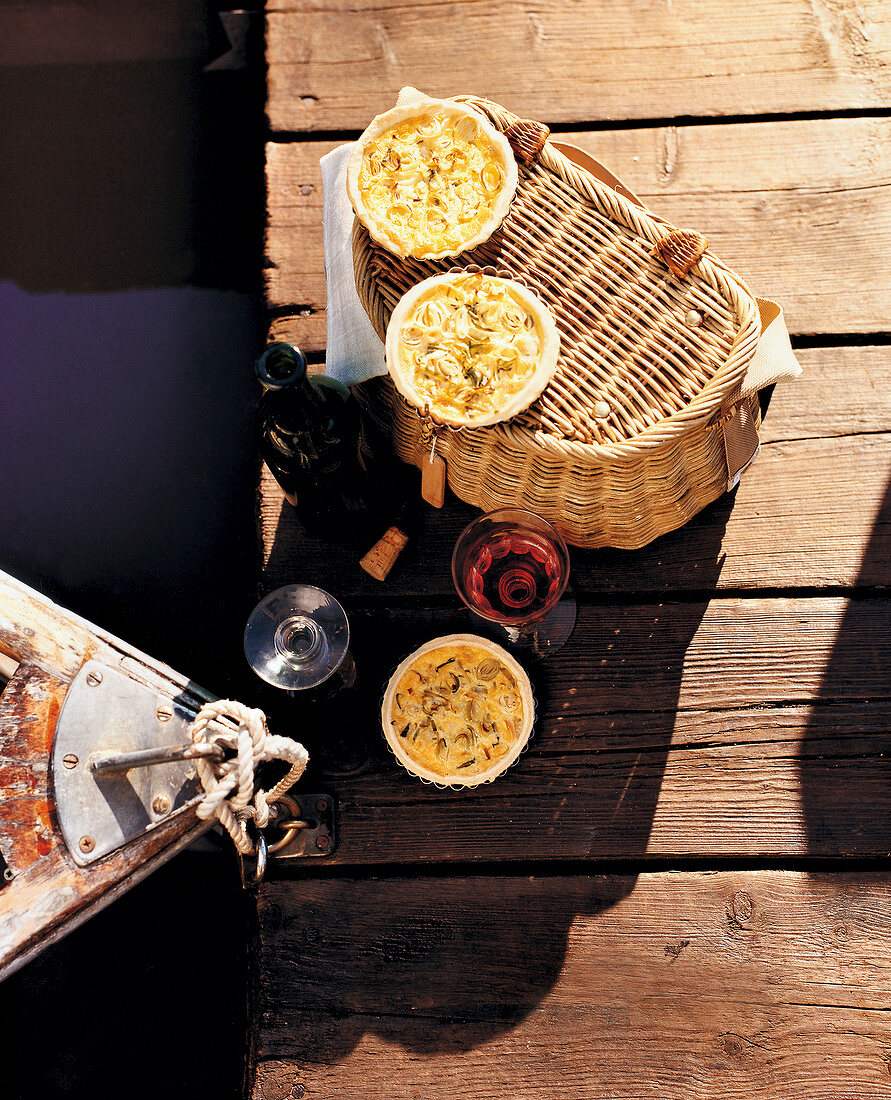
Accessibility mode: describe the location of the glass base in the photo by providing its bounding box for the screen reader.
[468,590,577,659]
[244,584,350,691]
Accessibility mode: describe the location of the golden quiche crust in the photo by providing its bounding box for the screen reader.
[385,271,561,428]
[381,634,535,787]
[346,97,518,260]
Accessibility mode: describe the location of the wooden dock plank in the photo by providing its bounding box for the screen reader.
[256,6,891,1100]
[265,116,891,348]
[260,344,891,595]
[260,428,891,595]
[265,0,891,132]
[254,871,891,1099]
[261,597,891,862]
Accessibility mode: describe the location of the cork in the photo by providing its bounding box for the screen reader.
[360,525,410,581]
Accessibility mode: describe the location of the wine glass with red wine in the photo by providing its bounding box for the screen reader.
[451,508,577,656]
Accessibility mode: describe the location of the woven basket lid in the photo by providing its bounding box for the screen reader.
[353,95,761,454]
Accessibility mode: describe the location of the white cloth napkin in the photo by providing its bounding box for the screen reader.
[320,143,387,387]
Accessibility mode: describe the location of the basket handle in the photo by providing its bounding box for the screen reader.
[550,141,647,210]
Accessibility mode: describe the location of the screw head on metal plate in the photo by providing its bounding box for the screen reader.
[151,794,171,816]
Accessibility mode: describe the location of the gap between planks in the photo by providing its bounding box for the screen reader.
[266,105,891,145]
[262,855,891,881]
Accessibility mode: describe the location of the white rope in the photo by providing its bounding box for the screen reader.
[188,699,309,855]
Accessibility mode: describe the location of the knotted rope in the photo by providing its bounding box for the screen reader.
[188,699,309,855]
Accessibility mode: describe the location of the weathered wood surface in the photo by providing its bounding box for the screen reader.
[265,117,891,349]
[260,344,891,595]
[253,871,891,1100]
[266,0,891,132]
[259,4,891,1097]
[0,571,210,980]
[266,597,891,862]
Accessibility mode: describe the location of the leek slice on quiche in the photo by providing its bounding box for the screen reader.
[381,635,534,786]
[347,98,518,260]
[385,271,560,428]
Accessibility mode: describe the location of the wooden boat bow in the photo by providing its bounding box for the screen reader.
[0,569,220,981]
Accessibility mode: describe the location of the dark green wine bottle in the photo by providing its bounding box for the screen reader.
[255,343,372,538]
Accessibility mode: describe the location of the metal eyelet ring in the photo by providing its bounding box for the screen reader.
[267,818,314,854]
[238,833,268,890]
[266,794,314,855]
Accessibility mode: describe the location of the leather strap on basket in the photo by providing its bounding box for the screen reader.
[718,298,801,491]
[419,412,447,508]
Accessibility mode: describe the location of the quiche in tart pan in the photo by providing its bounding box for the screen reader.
[385,271,561,428]
[381,635,535,787]
[346,97,518,260]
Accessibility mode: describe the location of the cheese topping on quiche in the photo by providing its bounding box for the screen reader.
[387,642,525,780]
[347,98,518,259]
[391,272,557,425]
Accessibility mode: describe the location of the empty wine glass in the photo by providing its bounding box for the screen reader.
[451,508,577,656]
[243,584,355,694]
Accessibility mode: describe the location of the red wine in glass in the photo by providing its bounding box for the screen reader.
[452,509,576,655]
[465,529,565,623]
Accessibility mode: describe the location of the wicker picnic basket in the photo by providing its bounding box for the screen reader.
[353,94,763,550]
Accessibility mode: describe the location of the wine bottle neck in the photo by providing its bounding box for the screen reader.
[255,342,308,390]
